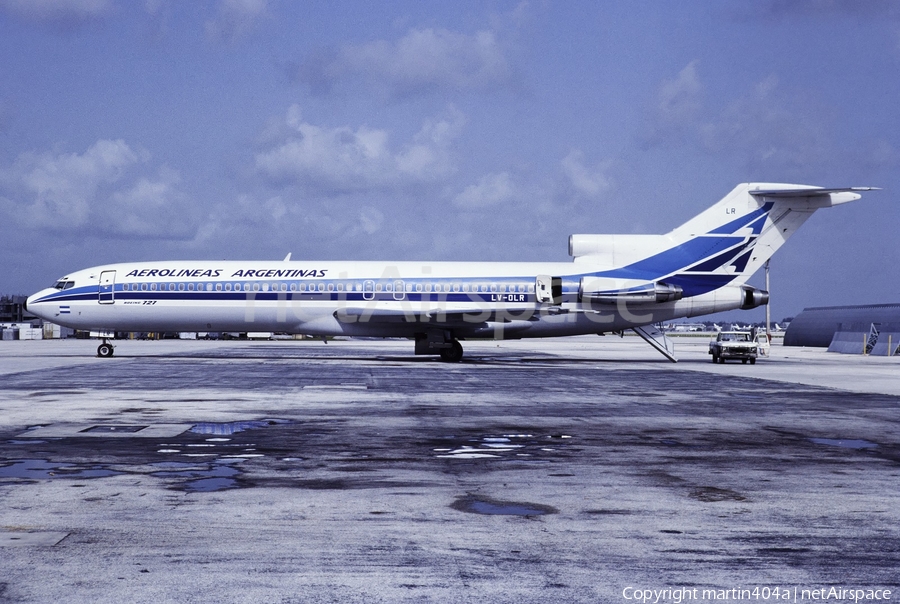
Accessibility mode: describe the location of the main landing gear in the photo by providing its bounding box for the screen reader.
[97,339,115,358]
[415,332,464,363]
[438,340,464,363]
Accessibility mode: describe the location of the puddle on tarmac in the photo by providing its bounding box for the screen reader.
[1,420,286,492]
[451,496,557,516]
[0,459,122,480]
[151,459,243,492]
[434,433,573,460]
[809,438,878,450]
[189,419,289,435]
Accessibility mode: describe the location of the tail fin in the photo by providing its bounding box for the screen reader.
[571,183,876,298]
[668,183,875,286]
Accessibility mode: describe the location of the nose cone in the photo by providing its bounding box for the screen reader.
[26,289,56,321]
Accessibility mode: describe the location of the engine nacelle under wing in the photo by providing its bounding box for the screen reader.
[579,277,683,305]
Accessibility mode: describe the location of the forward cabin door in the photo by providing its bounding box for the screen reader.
[99,270,116,304]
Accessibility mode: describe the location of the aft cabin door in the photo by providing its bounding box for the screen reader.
[535,275,563,305]
[99,270,116,304]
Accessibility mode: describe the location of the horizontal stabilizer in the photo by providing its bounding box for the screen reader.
[749,187,880,197]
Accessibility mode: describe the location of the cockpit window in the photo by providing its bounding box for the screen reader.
[53,280,75,290]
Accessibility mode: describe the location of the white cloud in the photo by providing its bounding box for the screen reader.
[0,139,196,239]
[647,60,704,143]
[453,172,515,209]
[100,167,194,237]
[299,27,512,96]
[255,105,464,194]
[358,206,384,235]
[697,75,831,171]
[733,0,900,21]
[3,139,137,227]
[396,107,466,179]
[0,0,113,25]
[657,60,703,125]
[561,150,612,198]
[205,0,268,42]
[647,63,833,172]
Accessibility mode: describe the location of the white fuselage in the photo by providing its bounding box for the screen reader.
[25,259,746,340]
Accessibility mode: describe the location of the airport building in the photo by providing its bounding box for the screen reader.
[0,295,29,323]
[783,303,900,355]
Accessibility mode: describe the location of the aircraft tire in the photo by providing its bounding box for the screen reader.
[97,343,114,358]
[439,341,464,363]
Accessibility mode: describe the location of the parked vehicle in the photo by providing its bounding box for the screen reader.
[709,331,757,364]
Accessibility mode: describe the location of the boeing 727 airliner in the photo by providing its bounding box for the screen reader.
[25,183,876,361]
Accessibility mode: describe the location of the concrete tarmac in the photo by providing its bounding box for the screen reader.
[0,336,898,603]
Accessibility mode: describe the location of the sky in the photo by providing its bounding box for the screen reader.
[1,0,898,322]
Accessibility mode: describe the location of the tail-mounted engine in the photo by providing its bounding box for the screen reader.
[740,285,769,309]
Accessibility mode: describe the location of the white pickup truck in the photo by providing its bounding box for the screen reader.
[709,331,758,364]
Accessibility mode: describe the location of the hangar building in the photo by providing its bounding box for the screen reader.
[783,303,900,355]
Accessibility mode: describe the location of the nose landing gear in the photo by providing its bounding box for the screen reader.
[97,339,115,358]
